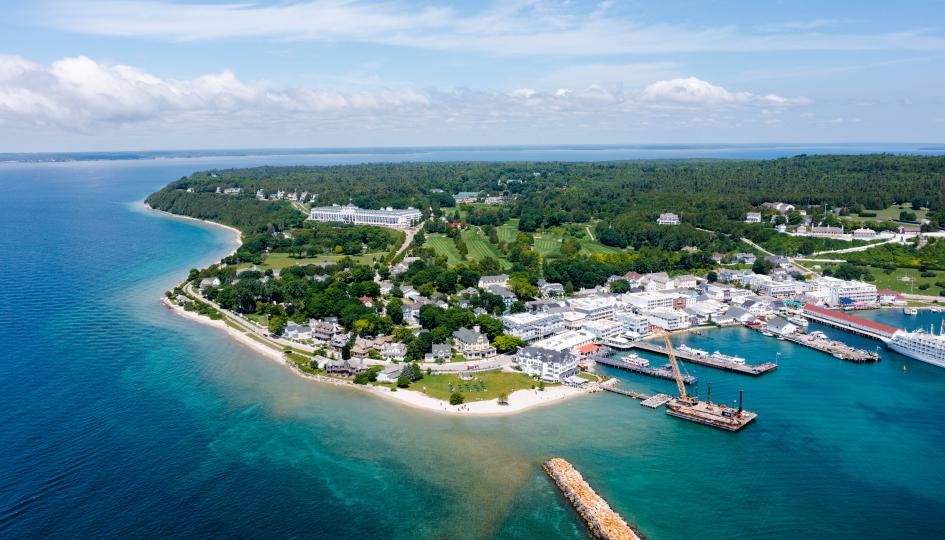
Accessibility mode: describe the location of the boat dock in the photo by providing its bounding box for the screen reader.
[624,340,778,376]
[543,458,642,540]
[747,323,880,363]
[641,394,673,408]
[801,303,899,341]
[595,356,697,384]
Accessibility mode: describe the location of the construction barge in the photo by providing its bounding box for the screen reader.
[595,355,697,385]
[627,340,778,376]
[543,458,642,540]
[747,323,880,363]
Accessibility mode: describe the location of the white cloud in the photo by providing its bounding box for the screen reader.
[36,1,945,55]
[0,55,810,140]
[0,54,429,131]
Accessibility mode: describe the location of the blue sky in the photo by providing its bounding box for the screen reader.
[1,0,944,151]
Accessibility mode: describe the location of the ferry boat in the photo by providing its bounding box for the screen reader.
[622,353,650,368]
[710,351,746,365]
[886,326,945,369]
[903,307,918,315]
[677,344,709,358]
[786,315,809,328]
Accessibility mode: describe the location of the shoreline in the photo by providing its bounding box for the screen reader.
[162,297,592,416]
[144,201,596,416]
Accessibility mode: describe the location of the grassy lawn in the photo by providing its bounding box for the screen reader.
[406,370,544,403]
[578,238,622,255]
[533,234,562,257]
[812,263,945,296]
[426,234,464,264]
[237,251,384,270]
[850,202,928,222]
[460,229,513,268]
[497,219,520,243]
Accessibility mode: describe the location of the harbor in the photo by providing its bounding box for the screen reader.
[624,339,778,376]
[543,458,642,540]
[595,354,697,384]
[747,322,881,363]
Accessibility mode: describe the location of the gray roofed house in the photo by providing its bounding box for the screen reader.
[323,357,368,377]
[722,305,756,323]
[452,326,496,359]
[766,317,798,336]
[478,274,509,288]
[516,346,578,383]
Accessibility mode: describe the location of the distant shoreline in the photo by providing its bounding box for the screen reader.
[146,203,594,416]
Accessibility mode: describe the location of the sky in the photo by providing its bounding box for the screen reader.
[1,0,944,151]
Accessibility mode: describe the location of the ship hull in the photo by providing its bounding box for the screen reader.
[887,341,945,369]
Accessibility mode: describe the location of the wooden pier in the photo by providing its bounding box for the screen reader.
[747,323,880,363]
[625,340,778,376]
[595,355,697,384]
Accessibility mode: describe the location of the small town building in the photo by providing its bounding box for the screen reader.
[656,212,680,225]
[516,346,578,383]
[452,326,496,360]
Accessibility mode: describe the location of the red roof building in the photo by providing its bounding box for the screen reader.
[803,303,899,337]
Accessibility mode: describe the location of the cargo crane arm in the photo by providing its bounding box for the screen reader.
[661,332,690,402]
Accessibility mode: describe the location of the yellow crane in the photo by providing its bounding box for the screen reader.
[661,331,696,406]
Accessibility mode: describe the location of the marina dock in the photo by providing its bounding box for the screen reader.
[595,355,697,384]
[624,340,778,376]
[543,458,642,540]
[801,304,899,341]
[747,323,880,363]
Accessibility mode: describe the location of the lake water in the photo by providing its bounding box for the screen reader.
[2,147,945,539]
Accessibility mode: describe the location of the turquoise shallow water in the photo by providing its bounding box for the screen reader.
[2,151,945,539]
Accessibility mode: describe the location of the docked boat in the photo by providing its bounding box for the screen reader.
[903,307,918,315]
[761,330,774,337]
[678,344,709,358]
[931,307,943,313]
[786,315,809,328]
[622,353,650,368]
[710,351,746,365]
[886,326,945,369]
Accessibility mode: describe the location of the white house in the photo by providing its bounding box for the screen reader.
[745,212,762,223]
[309,203,422,229]
[380,342,407,362]
[646,308,690,331]
[479,274,509,288]
[657,212,680,225]
[376,365,404,383]
[500,312,565,342]
[452,326,496,359]
[516,346,578,383]
[853,228,877,240]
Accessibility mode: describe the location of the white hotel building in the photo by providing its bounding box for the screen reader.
[310,204,422,229]
[500,312,565,342]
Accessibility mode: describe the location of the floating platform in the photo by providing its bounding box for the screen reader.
[543,458,642,540]
[640,394,672,408]
[665,399,757,432]
[627,340,778,376]
[595,356,697,384]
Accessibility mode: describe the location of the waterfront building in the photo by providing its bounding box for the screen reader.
[452,326,496,360]
[614,311,651,337]
[500,312,565,342]
[580,319,623,339]
[566,297,616,321]
[375,365,405,383]
[811,276,878,306]
[624,292,675,312]
[766,317,798,336]
[309,203,422,229]
[532,330,596,354]
[646,308,691,331]
[516,346,578,383]
[656,212,680,225]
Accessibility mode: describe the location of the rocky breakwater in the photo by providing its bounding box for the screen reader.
[543,458,642,540]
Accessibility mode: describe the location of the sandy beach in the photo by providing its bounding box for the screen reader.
[163,297,594,416]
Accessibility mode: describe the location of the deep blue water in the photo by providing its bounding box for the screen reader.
[2,148,945,539]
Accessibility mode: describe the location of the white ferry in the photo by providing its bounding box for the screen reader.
[710,351,746,365]
[622,353,650,368]
[886,326,945,369]
[678,345,709,358]
[786,315,809,328]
